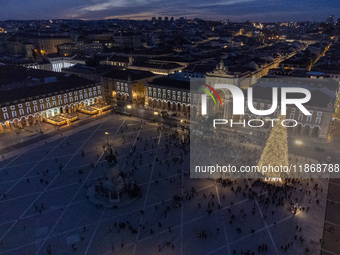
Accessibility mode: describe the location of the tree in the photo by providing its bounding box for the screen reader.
[257,115,289,180]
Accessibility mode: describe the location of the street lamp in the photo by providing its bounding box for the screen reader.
[295,140,303,145]
[105,132,109,146]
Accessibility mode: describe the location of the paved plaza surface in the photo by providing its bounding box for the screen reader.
[0,114,331,255]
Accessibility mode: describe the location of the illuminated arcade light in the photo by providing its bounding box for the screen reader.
[295,140,303,145]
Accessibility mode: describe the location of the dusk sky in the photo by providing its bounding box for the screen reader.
[1,0,339,21]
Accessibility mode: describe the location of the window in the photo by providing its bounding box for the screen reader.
[27,107,31,114]
[40,99,43,103]
[64,98,68,104]
[74,96,78,101]
[317,111,322,116]
[2,107,7,112]
[26,102,30,106]
[53,101,57,106]
[289,113,295,119]
[18,104,23,108]
[291,108,296,113]
[58,100,62,106]
[149,91,152,96]
[34,106,38,112]
[10,105,15,110]
[3,113,9,120]
[298,114,303,122]
[89,92,92,97]
[306,111,313,122]
[40,105,45,110]
[19,109,24,116]
[12,111,17,118]
[47,103,51,108]
[315,117,321,125]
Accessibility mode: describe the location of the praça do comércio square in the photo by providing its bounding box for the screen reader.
[1,7,340,255]
[0,108,339,255]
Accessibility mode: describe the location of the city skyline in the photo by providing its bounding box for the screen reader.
[1,0,339,22]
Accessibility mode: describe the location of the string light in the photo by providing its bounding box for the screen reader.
[257,114,289,180]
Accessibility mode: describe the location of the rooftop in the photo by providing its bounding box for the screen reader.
[0,66,95,105]
[148,77,190,89]
[103,69,156,81]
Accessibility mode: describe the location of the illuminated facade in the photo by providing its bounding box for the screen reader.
[145,77,197,114]
[103,69,159,104]
[0,66,103,133]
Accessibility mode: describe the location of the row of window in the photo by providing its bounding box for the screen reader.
[250,103,323,117]
[1,90,101,121]
[290,113,322,124]
[247,111,322,125]
[2,90,101,112]
[148,87,194,103]
[117,84,128,92]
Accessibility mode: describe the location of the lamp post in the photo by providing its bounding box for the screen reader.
[105,132,109,146]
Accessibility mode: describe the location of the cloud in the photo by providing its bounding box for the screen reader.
[0,0,339,21]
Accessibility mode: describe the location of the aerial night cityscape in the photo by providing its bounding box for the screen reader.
[0,0,340,255]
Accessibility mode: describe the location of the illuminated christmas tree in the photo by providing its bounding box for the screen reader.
[257,115,289,181]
